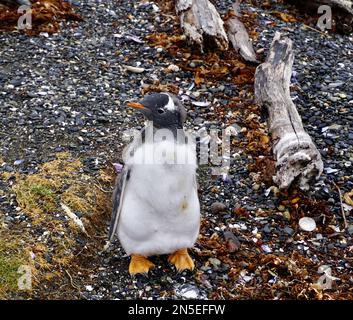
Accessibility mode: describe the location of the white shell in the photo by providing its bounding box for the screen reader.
[191,101,210,107]
[299,217,316,232]
[124,65,145,73]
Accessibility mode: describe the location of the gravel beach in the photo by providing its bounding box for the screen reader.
[0,0,352,299]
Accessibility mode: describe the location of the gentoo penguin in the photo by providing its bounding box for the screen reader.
[109,92,200,275]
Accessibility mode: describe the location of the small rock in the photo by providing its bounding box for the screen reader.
[167,64,180,72]
[263,224,272,234]
[194,117,205,125]
[299,217,317,232]
[321,124,342,132]
[176,284,200,299]
[223,231,241,252]
[225,123,242,136]
[261,244,272,253]
[85,285,94,292]
[347,225,353,235]
[282,211,291,220]
[13,159,24,166]
[328,81,344,88]
[189,60,202,68]
[329,96,340,102]
[316,233,323,240]
[339,93,347,99]
[210,202,227,214]
[208,258,221,267]
[284,226,294,235]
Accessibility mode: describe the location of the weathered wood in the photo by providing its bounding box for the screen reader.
[255,32,323,190]
[225,1,258,63]
[175,0,228,51]
[285,0,353,34]
[0,0,30,6]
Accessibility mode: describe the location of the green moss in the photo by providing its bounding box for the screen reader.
[0,238,28,299]
[0,257,22,294]
[30,184,54,197]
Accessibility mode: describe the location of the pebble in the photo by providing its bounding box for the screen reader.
[209,258,221,267]
[85,285,94,292]
[176,284,200,299]
[210,202,227,214]
[263,224,272,234]
[261,244,272,253]
[282,211,291,220]
[348,225,353,236]
[223,231,241,252]
[299,217,317,232]
[316,233,323,240]
[167,64,180,72]
[13,159,24,166]
[283,226,294,235]
[329,81,344,88]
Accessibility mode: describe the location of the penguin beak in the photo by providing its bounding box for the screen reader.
[127,102,146,110]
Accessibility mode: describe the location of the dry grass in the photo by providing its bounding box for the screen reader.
[2,152,109,224]
[0,152,113,299]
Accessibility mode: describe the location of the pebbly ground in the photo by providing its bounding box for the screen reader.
[0,0,352,299]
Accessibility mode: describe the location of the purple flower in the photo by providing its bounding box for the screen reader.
[113,163,124,173]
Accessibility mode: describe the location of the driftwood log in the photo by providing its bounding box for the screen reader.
[175,0,258,61]
[255,32,323,190]
[225,0,258,63]
[285,0,353,34]
[0,0,31,6]
[176,0,228,51]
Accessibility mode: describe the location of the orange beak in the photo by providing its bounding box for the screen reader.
[127,102,146,109]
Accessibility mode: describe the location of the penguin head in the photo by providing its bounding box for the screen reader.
[127,92,186,129]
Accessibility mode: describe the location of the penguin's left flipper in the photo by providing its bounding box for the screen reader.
[108,166,131,241]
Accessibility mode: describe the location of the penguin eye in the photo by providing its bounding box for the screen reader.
[157,108,165,114]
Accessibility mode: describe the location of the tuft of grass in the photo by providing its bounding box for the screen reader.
[0,256,22,297]
[0,230,32,299]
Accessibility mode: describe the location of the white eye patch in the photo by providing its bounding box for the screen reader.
[162,93,176,111]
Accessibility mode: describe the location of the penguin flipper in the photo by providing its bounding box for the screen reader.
[108,166,131,241]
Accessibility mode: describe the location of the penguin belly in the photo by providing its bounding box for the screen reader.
[118,141,200,256]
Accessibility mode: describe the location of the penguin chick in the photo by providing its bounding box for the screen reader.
[109,92,200,275]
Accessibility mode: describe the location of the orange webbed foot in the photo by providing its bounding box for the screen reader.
[129,254,155,275]
[168,248,195,272]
